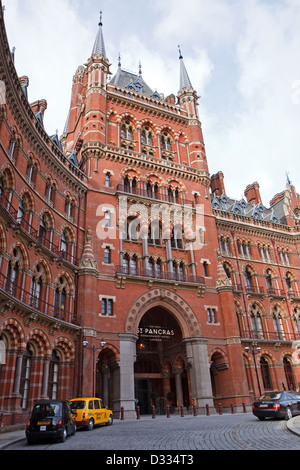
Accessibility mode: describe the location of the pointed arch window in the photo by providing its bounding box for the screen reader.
[49,350,60,400]
[30,265,43,310]
[20,345,32,409]
[284,357,296,391]
[273,306,285,340]
[250,304,264,339]
[260,356,272,390]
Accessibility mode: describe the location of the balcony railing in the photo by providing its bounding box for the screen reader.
[115,265,205,285]
[240,328,299,342]
[116,185,195,207]
[266,287,285,297]
[0,272,80,326]
[245,285,265,295]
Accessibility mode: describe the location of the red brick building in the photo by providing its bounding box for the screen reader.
[1,7,300,425]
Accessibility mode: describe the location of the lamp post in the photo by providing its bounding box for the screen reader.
[245,342,262,397]
[83,338,106,397]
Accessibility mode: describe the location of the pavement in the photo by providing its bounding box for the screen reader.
[1,415,300,450]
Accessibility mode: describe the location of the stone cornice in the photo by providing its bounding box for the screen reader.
[214,211,300,243]
[81,140,210,184]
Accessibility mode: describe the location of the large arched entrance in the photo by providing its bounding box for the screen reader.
[134,306,189,414]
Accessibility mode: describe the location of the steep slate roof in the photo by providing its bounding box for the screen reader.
[110,64,160,99]
[179,47,193,89]
[211,193,283,224]
[91,13,106,57]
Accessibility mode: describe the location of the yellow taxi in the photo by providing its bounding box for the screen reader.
[69,397,113,430]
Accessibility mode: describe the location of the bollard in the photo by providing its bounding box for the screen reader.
[206,404,210,416]
[152,405,156,419]
[242,402,247,413]
[121,406,124,421]
[193,404,197,417]
[230,402,235,414]
[137,406,140,420]
[218,403,223,415]
[166,405,170,418]
[180,404,184,417]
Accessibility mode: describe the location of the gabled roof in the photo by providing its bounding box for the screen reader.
[110,66,159,98]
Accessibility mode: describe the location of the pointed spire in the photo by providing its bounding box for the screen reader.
[91,11,106,57]
[178,45,193,90]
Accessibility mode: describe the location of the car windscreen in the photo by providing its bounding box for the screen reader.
[70,400,86,410]
[259,392,281,401]
[32,403,61,416]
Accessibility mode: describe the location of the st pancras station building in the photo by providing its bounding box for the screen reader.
[1,3,300,426]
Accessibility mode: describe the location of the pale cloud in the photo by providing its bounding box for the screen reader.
[3,0,300,204]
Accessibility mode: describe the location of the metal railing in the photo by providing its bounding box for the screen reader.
[0,272,80,325]
[115,265,205,284]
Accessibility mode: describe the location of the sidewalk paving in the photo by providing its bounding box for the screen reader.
[0,429,26,450]
[1,415,300,450]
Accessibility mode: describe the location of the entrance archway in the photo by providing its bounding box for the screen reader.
[135,306,189,414]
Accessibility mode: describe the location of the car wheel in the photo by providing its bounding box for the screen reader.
[60,427,67,442]
[71,423,76,435]
[258,417,266,421]
[105,415,113,426]
[285,407,293,420]
[87,418,94,431]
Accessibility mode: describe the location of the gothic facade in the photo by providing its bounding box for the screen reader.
[1,6,300,426]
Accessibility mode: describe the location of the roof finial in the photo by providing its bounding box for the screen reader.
[178,44,183,59]
[139,61,142,76]
[286,171,292,185]
[99,10,103,26]
[118,53,121,68]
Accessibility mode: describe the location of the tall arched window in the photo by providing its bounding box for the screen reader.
[49,350,60,399]
[260,356,272,390]
[250,304,264,339]
[283,357,296,390]
[30,264,43,310]
[273,306,285,340]
[54,277,68,319]
[21,344,33,409]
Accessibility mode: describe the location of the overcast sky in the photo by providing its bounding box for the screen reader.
[3,0,300,205]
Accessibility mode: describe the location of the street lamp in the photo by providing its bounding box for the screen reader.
[245,342,262,397]
[83,338,106,396]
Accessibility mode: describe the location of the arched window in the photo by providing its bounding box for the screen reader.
[60,231,67,254]
[250,304,264,339]
[130,255,138,275]
[6,248,21,296]
[54,277,68,319]
[104,247,111,264]
[260,356,272,390]
[49,350,60,399]
[122,254,129,274]
[17,199,24,224]
[26,160,37,185]
[273,306,285,340]
[244,266,254,290]
[265,269,274,294]
[171,224,183,249]
[30,264,43,310]
[105,172,111,187]
[21,344,32,409]
[283,357,296,390]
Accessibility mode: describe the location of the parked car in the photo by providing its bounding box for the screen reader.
[26,399,76,444]
[70,397,113,430]
[252,391,300,420]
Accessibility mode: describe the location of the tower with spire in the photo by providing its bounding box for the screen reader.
[62,11,242,418]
